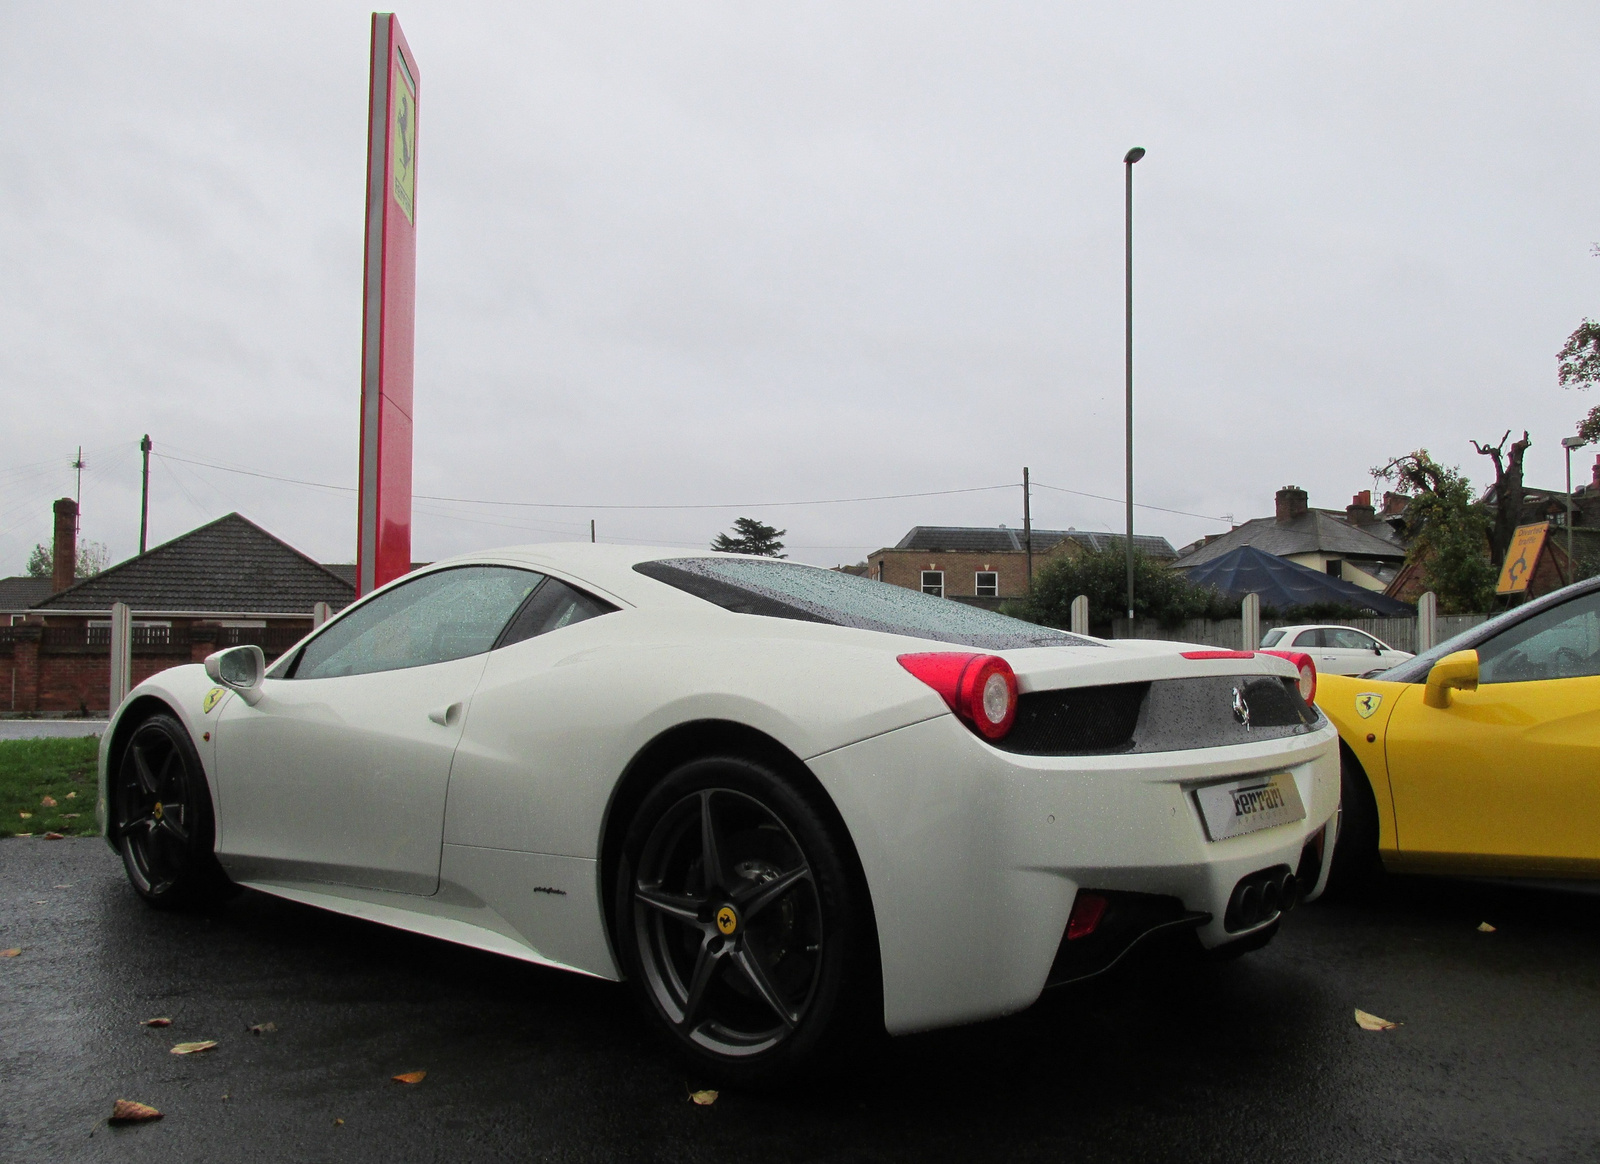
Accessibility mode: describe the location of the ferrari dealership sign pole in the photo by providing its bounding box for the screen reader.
[357,13,419,596]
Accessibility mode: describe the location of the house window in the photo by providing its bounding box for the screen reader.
[975,571,998,598]
[1326,560,1342,578]
[920,570,944,597]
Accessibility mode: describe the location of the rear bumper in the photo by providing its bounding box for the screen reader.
[807,713,1340,1035]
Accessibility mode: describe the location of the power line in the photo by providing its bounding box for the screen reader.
[153,452,1019,511]
[1032,481,1230,524]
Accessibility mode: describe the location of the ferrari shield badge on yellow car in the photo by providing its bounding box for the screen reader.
[1354,692,1383,719]
[202,687,227,714]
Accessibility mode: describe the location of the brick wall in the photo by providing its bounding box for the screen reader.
[866,543,1077,601]
[2,621,309,714]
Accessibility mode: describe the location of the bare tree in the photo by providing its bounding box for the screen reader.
[1470,430,1531,569]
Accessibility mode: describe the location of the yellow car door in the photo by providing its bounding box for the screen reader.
[1384,587,1600,875]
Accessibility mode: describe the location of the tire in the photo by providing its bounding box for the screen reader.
[613,755,875,1086]
[1324,745,1382,900]
[111,713,235,910]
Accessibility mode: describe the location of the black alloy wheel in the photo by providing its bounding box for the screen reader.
[616,757,872,1082]
[113,713,233,909]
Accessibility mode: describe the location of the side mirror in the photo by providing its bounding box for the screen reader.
[204,645,266,706]
[1373,644,1384,655]
[1423,649,1478,709]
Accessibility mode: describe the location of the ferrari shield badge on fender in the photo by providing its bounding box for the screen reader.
[202,687,227,714]
[1354,693,1383,719]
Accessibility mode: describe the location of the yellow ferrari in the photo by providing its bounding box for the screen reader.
[1317,576,1600,888]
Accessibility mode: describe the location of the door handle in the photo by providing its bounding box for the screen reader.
[428,702,462,727]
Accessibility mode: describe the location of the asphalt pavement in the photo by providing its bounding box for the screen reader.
[3,838,1599,1163]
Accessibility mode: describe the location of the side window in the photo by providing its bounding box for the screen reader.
[1259,629,1286,648]
[1327,628,1373,650]
[495,577,617,649]
[921,570,944,598]
[1479,590,1600,684]
[290,567,543,680]
[975,571,998,598]
[1291,629,1324,648]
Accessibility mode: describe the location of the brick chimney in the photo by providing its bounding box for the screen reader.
[1381,491,1410,517]
[1345,490,1377,526]
[1275,486,1309,523]
[51,497,78,594]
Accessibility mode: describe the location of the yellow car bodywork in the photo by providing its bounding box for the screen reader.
[1318,664,1600,880]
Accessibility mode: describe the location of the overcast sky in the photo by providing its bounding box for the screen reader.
[3,2,1598,574]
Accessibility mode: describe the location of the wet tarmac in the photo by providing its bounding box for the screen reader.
[3,837,1598,1163]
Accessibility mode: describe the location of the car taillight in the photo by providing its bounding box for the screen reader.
[1258,649,1317,704]
[897,652,1018,740]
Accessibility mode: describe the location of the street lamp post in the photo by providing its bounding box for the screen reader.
[1563,434,1586,572]
[1123,146,1145,622]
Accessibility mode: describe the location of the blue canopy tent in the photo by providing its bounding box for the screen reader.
[1179,545,1413,616]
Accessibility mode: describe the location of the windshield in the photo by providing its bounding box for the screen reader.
[635,557,1098,650]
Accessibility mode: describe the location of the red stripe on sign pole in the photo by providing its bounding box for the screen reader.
[357,12,419,596]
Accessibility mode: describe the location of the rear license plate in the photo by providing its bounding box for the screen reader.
[1193,772,1305,842]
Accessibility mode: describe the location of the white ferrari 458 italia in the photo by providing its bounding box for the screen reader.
[99,545,1339,1080]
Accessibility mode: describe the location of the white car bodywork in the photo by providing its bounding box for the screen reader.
[100,545,1340,1036]
[1260,624,1412,676]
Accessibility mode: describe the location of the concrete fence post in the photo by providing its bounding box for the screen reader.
[109,602,132,710]
[1241,593,1260,651]
[312,601,333,628]
[1070,595,1090,636]
[1416,591,1437,652]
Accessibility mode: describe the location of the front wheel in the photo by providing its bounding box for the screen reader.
[613,756,875,1085]
[112,713,235,909]
[1323,746,1382,900]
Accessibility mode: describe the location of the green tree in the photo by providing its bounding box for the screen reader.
[1375,450,1496,614]
[1557,246,1600,440]
[711,518,786,557]
[1009,545,1235,630]
[24,540,108,580]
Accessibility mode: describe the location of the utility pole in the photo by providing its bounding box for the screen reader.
[1123,146,1145,622]
[139,435,152,554]
[1022,467,1033,591]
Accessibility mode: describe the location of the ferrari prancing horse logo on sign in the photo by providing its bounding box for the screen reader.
[1354,692,1383,719]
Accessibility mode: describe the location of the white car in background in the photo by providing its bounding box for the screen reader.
[99,546,1340,1082]
[1260,624,1413,676]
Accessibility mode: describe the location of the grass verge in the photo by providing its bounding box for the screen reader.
[0,736,101,838]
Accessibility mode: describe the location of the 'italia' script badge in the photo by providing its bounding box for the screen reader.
[202,688,226,714]
[1354,693,1383,719]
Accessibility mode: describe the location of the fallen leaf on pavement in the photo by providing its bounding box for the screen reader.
[109,1099,163,1124]
[171,1040,218,1055]
[334,1118,344,1126]
[690,1090,719,1106]
[248,1022,276,1035]
[0,949,19,958]
[393,1070,426,1084]
[44,832,64,840]
[1354,1009,1400,1031]
[142,1018,172,1027]
[40,795,57,807]
[1478,922,1497,932]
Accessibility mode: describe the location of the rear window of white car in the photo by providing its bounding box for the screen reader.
[635,557,1098,650]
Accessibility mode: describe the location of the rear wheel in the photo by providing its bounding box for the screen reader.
[112,713,234,909]
[614,756,874,1085]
